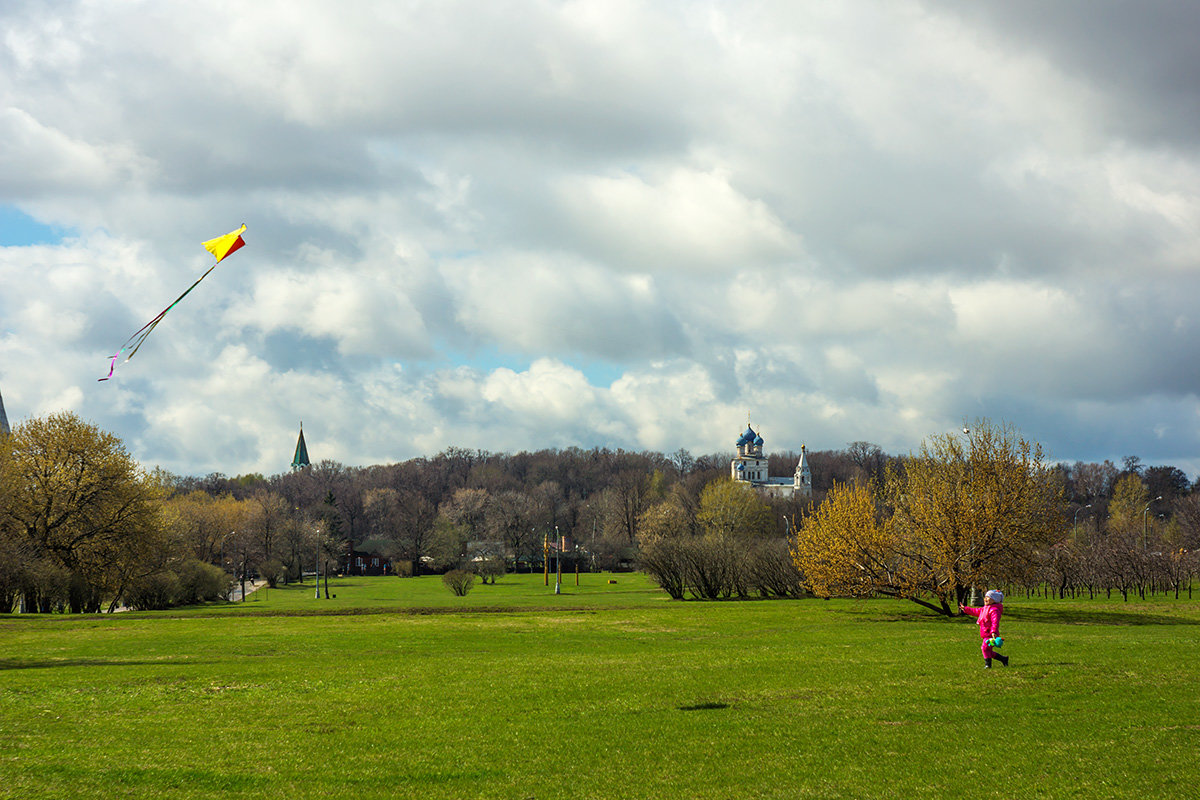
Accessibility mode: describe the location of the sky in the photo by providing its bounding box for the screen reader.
[3,0,1200,479]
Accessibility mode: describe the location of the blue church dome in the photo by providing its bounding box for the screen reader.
[736,426,756,446]
[754,434,764,446]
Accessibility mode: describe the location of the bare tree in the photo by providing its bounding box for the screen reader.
[485,491,538,561]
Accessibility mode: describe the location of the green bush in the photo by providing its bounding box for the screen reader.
[260,558,287,588]
[125,572,182,610]
[472,555,505,585]
[21,559,72,613]
[175,559,229,604]
[442,569,476,596]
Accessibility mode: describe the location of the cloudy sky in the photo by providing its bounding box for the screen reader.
[3,0,1199,478]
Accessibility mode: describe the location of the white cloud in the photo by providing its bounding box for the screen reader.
[552,166,801,273]
[482,358,598,421]
[2,0,1200,477]
[444,251,686,360]
[227,265,432,357]
[0,108,148,197]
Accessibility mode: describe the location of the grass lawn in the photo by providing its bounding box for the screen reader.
[1,573,1198,799]
[212,569,666,612]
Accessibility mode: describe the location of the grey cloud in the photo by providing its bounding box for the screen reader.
[932,0,1200,148]
[446,254,691,362]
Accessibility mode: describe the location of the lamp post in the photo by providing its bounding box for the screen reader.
[554,525,562,595]
[1143,496,1163,550]
[1073,504,1092,545]
[959,424,983,607]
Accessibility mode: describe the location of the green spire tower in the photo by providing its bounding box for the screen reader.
[291,422,310,470]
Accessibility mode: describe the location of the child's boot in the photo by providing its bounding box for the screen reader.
[996,654,1009,667]
[984,658,992,668]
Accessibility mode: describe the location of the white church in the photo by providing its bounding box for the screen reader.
[730,424,812,498]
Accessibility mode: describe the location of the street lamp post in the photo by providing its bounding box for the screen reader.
[960,424,983,608]
[1143,496,1163,550]
[554,525,562,595]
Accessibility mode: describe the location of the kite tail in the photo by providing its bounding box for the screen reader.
[98,263,216,381]
[98,313,164,381]
[99,353,119,382]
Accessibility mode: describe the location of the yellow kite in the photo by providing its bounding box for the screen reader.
[100,224,247,380]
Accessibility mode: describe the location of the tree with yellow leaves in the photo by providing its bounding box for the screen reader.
[790,480,896,599]
[792,419,1064,615]
[0,412,167,612]
[696,479,773,539]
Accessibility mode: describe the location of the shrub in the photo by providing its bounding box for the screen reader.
[259,558,287,588]
[638,536,690,600]
[639,535,803,600]
[748,539,806,598]
[21,559,71,613]
[473,555,506,585]
[442,570,476,596]
[175,559,229,604]
[125,572,182,611]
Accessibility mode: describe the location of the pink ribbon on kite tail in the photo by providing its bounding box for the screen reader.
[99,225,246,381]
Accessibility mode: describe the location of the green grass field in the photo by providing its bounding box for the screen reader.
[2,573,1198,799]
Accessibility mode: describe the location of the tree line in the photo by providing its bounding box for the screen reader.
[3,412,1199,612]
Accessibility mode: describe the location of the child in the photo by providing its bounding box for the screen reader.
[959,589,1008,668]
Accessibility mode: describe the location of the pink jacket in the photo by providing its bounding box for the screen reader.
[962,602,1002,639]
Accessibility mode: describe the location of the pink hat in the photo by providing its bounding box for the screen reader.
[985,589,1004,603]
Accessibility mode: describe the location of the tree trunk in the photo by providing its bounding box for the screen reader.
[900,594,954,616]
